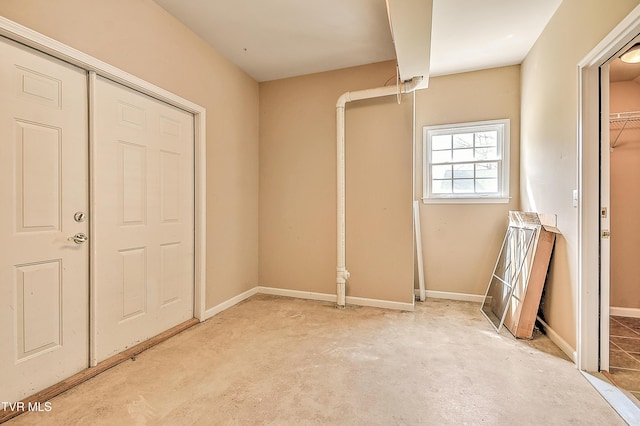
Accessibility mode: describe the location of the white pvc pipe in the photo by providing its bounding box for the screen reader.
[335,76,422,307]
[413,200,426,302]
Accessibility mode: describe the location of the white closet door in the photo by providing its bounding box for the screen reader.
[92,76,194,363]
[0,38,89,401]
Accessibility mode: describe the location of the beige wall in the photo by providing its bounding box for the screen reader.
[259,61,414,303]
[260,63,520,303]
[0,0,260,309]
[610,81,640,308]
[520,0,640,348]
[346,94,414,303]
[415,66,521,297]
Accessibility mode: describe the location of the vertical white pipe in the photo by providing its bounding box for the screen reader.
[412,90,426,302]
[414,201,426,302]
[335,77,422,308]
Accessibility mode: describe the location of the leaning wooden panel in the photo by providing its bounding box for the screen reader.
[502,212,560,339]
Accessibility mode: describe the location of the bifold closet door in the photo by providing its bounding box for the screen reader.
[0,37,89,401]
[92,76,194,363]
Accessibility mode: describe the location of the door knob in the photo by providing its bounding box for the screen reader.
[68,233,88,244]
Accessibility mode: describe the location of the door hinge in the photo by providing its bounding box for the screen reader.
[601,207,607,219]
[601,229,611,238]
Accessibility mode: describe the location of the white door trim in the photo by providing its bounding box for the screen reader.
[577,4,640,372]
[599,63,611,373]
[0,16,207,322]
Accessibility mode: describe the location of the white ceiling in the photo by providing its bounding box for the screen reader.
[154,0,562,83]
[610,58,640,83]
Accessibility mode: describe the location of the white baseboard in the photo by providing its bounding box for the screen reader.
[203,286,485,322]
[256,286,336,303]
[610,306,640,318]
[259,286,414,311]
[345,295,414,311]
[201,287,258,321]
[536,315,577,364]
[414,289,484,303]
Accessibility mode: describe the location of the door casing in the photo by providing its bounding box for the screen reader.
[599,63,611,373]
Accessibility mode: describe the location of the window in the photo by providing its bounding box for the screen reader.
[423,119,510,203]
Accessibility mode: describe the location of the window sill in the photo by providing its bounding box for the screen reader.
[422,196,511,205]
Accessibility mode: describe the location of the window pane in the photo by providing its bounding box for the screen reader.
[453,133,473,149]
[453,179,474,193]
[452,148,473,162]
[476,162,498,178]
[475,146,498,160]
[475,131,497,147]
[432,179,452,194]
[432,134,452,150]
[453,164,473,178]
[432,164,451,179]
[424,120,508,201]
[476,178,498,193]
[432,150,452,163]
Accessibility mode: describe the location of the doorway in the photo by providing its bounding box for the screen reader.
[601,38,640,400]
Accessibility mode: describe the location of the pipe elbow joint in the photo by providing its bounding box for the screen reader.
[336,92,350,108]
[401,76,424,93]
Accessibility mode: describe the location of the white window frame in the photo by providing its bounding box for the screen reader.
[422,119,510,204]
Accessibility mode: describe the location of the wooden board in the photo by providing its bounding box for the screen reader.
[504,226,557,339]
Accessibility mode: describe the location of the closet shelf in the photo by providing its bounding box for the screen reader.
[610,111,640,148]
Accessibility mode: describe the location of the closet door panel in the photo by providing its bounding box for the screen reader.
[92,76,194,363]
[0,37,89,402]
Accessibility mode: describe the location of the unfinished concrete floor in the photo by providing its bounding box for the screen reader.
[6,295,625,425]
